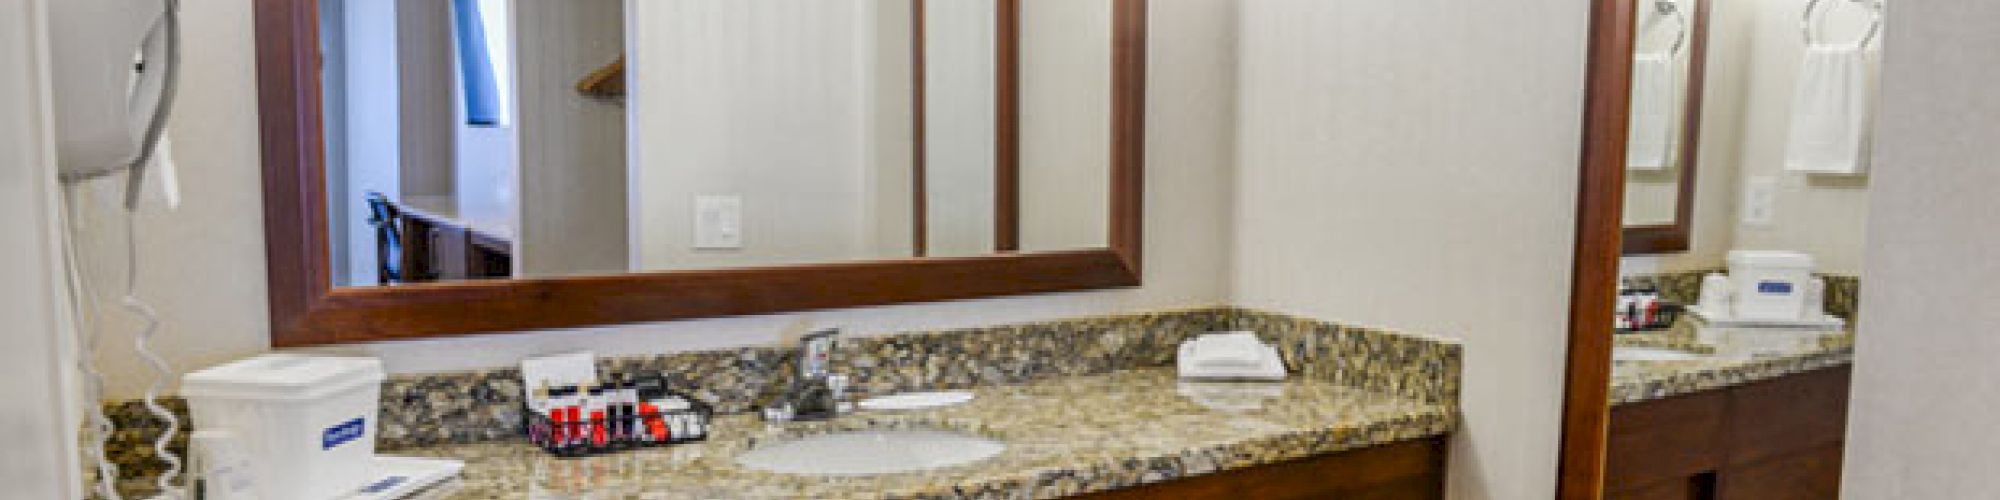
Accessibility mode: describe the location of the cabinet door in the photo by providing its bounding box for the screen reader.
[400,217,438,282]
[1718,442,1843,500]
[1725,367,1851,466]
[432,224,471,280]
[1605,391,1727,492]
[1073,438,1447,500]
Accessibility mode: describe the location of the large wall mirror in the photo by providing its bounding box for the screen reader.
[257,0,1147,346]
[1621,0,1709,254]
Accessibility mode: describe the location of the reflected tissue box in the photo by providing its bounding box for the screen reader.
[1177,332,1288,381]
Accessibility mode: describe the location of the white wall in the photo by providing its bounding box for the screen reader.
[1230,1,1586,499]
[514,0,629,278]
[0,0,81,496]
[1843,2,2000,497]
[84,0,1235,399]
[922,0,998,257]
[451,0,519,236]
[1019,0,1113,253]
[336,0,407,286]
[629,0,896,271]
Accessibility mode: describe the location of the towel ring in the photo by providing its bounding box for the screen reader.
[1802,0,1884,49]
[1647,0,1690,57]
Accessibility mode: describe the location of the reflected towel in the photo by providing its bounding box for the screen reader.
[1627,53,1677,170]
[1785,44,1874,174]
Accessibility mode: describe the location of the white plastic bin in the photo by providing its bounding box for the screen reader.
[183,354,385,500]
[1727,250,1815,321]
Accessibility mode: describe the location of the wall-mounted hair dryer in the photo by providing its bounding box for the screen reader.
[46,1,185,498]
[49,0,181,209]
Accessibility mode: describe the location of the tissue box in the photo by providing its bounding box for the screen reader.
[183,354,385,500]
[1727,251,1814,321]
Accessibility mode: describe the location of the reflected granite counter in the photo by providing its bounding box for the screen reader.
[399,368,1454,499]
[1610,325,1854,406]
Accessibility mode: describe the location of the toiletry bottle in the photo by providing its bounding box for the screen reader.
[619,377,640,443]
[608,376,632,444]
[586,386,608,450]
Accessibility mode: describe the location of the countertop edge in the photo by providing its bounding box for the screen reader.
[1609,348,1854,407]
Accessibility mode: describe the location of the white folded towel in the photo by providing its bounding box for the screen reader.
[1626,52,1678,170]
[1784,44,1874,174]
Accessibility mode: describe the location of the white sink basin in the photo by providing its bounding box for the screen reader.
[1613,346,1708,362]
[734,429,1006,476]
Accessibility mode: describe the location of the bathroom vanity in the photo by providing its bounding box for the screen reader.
[1604,332,1853,499]
[95,308,1463,499]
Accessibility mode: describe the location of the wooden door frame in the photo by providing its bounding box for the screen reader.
[1559,0,1638,497]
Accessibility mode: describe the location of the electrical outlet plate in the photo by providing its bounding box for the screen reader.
[695,195,743,249]
[1741,176,1778,227]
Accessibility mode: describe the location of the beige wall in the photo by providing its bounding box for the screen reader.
[867,0,918,260]
[76,0,273,401]
[627,0,891,271]
[1843,2,2000,497]
[83,0,1236,399]
[1230,1,1586,499]
[514,0,629,277]
[921,0,998,257]
[1018,0,1113,253]
[1721,0,1875,275]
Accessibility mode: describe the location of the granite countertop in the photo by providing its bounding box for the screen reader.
[1609,326,1854,406]
[395,368,1455,499]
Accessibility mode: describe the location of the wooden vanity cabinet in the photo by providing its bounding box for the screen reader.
[1073,436,1448,500]
[1605,367,1852,500]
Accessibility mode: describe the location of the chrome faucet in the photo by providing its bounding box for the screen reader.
[762,328,847,422]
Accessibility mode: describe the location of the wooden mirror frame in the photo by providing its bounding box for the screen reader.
[1622,0,1710,255]
[255,0,1148,347]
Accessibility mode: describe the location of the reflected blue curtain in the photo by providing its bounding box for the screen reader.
[452,0,501,126]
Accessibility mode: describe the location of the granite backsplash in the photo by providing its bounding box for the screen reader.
[1621,270,1861,322]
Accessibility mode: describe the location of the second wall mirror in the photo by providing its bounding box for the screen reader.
[1622,0,1710,254]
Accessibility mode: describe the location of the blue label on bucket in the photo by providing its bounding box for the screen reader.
[1757,281,1795,295]
[323,417,366,450]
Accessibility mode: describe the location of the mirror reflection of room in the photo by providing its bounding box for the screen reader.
[1607,0,1882,497]
[320,0,1115,287]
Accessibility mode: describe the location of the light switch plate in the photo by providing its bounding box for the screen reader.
[1741,176,1777,227]
[695,195,743,249]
